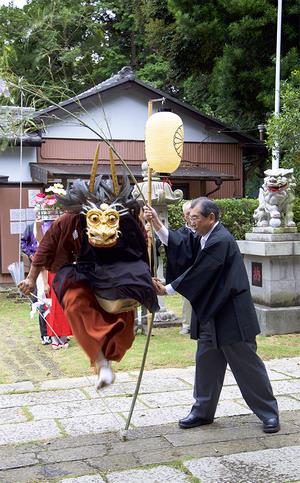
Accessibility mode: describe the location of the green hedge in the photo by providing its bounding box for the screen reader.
[168,197,300,240]
[294,197,300,232]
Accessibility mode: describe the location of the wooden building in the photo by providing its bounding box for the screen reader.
[32,66,265,199]
[0,67,265,282]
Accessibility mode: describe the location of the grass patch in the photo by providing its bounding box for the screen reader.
[256,333,300,360]
[117,326,196,372]
[22,406,34,422]
[0,291,299,384]
[164,294,183,317]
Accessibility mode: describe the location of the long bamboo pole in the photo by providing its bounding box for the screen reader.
[121,100,157,440]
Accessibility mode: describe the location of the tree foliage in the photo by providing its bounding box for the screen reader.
[168,0,300,128]
[266,69,300,193]
[1,2,102,105]
[0,0,300,137]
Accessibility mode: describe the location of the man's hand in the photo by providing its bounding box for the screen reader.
[143,205,155,221]
[143,205,163,231]
[18,277,36,296]
[152,277,167,295]
[18,265,41,296]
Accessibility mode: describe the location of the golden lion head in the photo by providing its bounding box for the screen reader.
[86,203,120,248]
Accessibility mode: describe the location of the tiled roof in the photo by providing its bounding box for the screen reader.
[35,66,264,147]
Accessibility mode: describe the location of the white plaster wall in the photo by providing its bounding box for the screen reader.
[42,87,236,144]
[0,146,37,182]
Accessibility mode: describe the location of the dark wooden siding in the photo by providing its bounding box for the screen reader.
[38,139,243,198]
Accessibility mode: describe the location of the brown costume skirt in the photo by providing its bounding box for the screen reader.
[62,283,135,364]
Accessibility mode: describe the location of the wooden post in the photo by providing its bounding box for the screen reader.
[147,103,154,332]
[148,100,153,118]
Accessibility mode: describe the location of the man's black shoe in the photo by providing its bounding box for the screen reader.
[178,412,213,429]
[262,417,280,433]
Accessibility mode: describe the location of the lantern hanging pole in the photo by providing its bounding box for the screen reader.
[121,309,155,440]
[146,109,154,332]
[122,98,166,438]
[122,98,185,440]
[146,97,164,330]
[146,97,165,266]
[147,162,154,331]
[147,97,165,118]
[147,164,153,265]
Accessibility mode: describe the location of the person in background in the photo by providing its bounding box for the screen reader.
[21,223,38,263]
[21,222,51,345]
[35,218,73,351]
[172,201,195,335]
[45,271,72,349]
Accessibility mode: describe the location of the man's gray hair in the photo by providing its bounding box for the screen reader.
[182,200,192,212]
[191,197,220,221]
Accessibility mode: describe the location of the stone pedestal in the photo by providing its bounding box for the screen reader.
[153,297,180,327]
[237,233,300,335]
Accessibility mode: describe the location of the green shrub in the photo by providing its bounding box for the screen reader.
[167,200,186,230]
[215,198,258,239]
[168,197,300,239]
[168,198,258,240]
[294,197,300,231]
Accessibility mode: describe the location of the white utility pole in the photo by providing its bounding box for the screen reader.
[272,0,282,169]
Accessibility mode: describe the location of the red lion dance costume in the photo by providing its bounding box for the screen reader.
[18,175,159,389]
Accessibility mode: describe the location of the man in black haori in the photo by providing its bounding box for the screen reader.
[144,197,280,434]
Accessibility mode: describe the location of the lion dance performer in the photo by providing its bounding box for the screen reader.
[18,174,159,389]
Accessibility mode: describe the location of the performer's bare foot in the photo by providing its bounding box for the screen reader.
[96,360,115,390]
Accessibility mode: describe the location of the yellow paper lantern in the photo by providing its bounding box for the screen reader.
[145,111,184,174]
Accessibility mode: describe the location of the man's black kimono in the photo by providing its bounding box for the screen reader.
[167,223,260,347]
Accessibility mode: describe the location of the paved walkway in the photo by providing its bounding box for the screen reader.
[0,357,300,482]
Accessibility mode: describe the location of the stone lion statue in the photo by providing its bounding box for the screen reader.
[253,168,296,228]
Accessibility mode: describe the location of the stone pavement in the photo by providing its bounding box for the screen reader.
[0,357,299,482]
